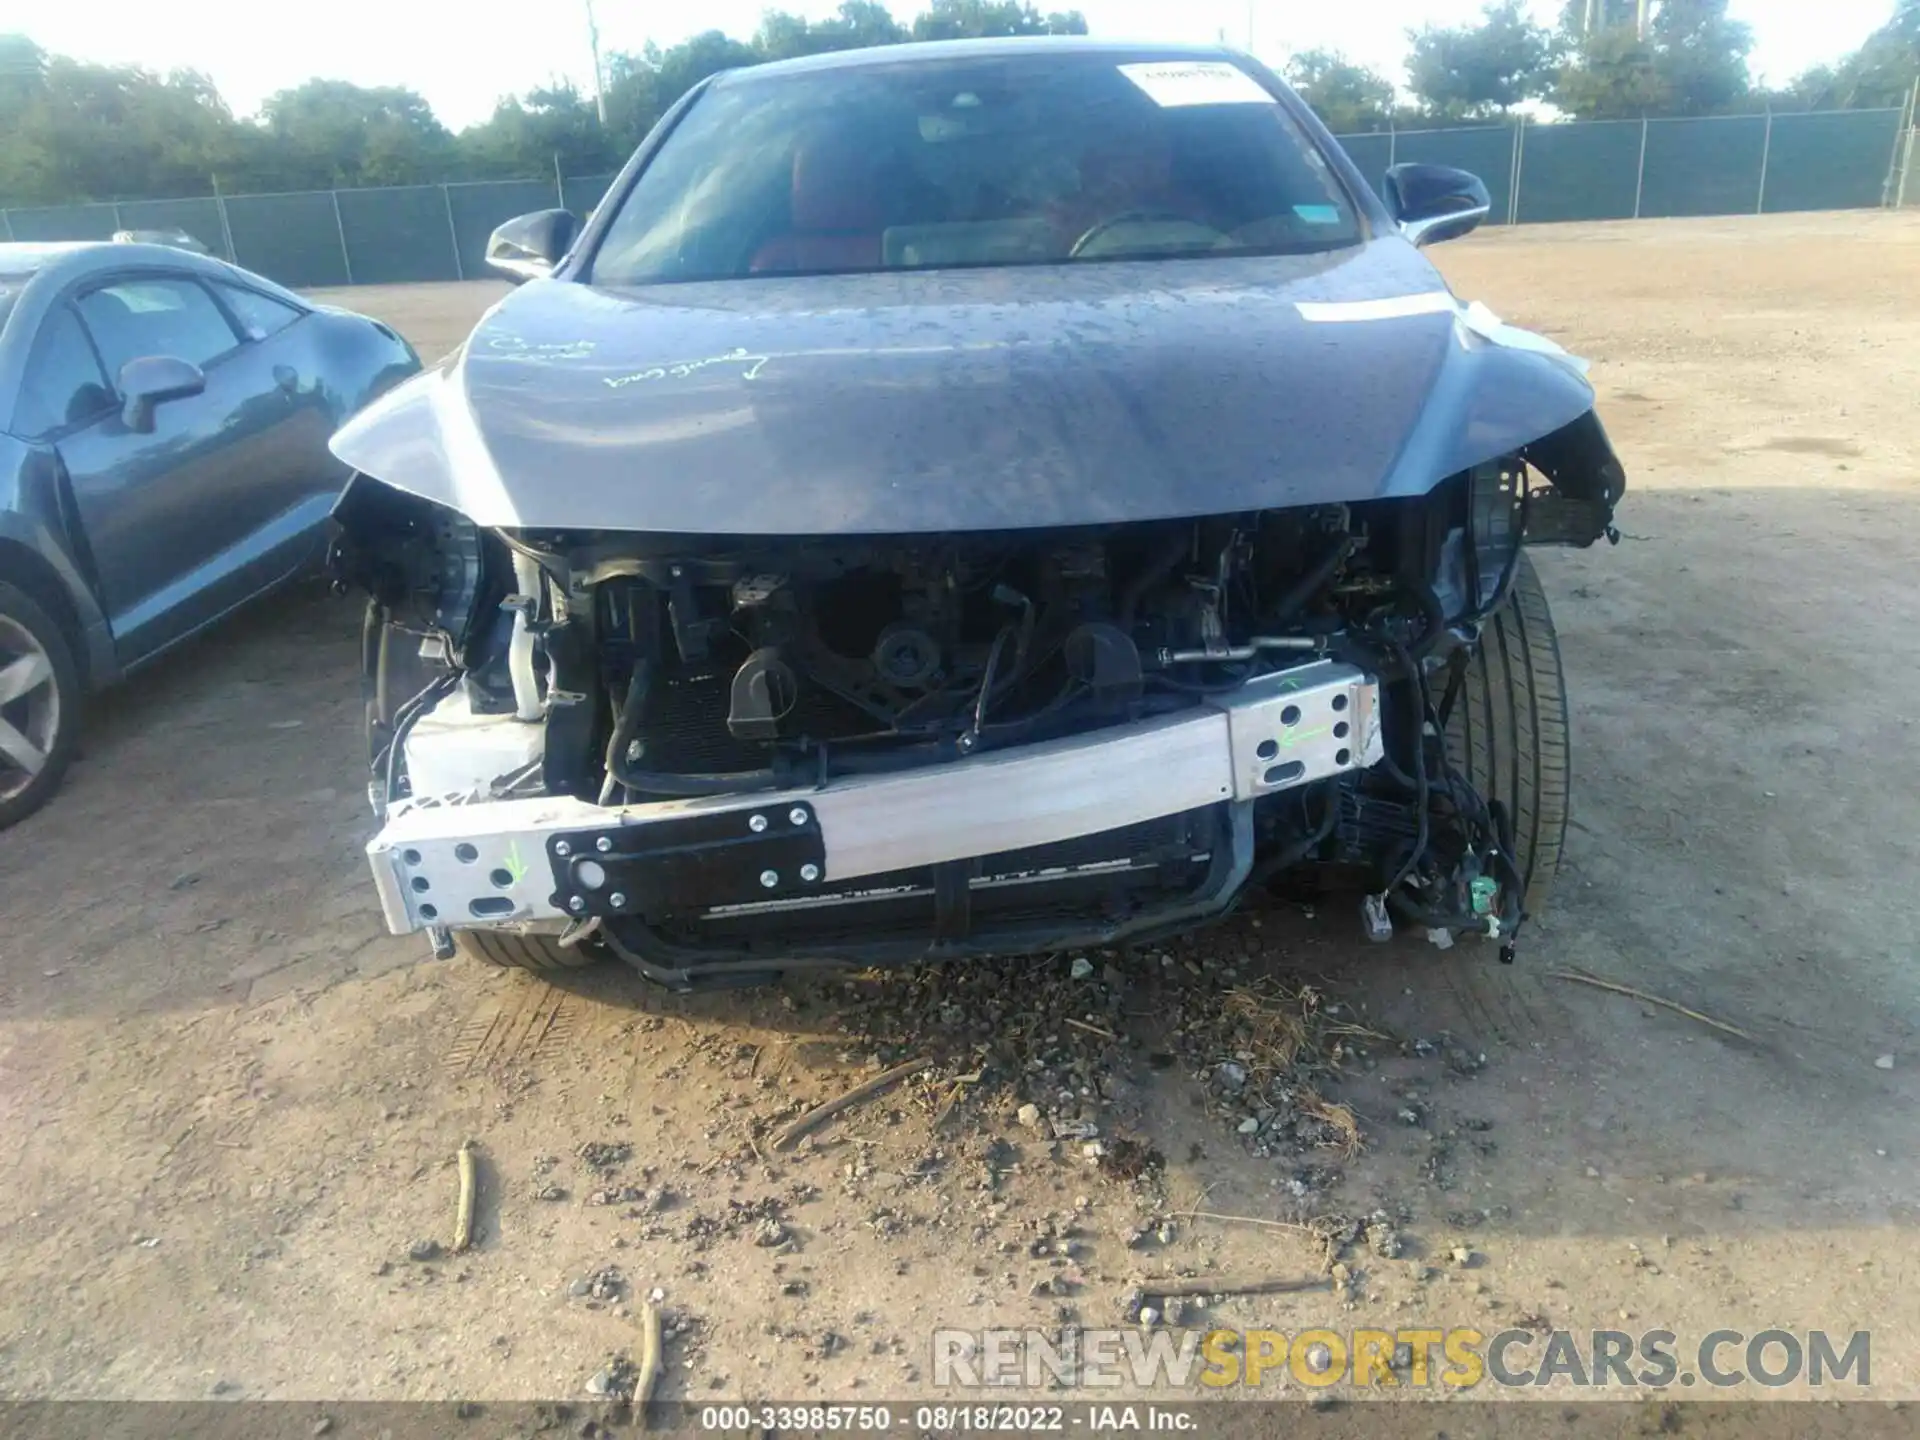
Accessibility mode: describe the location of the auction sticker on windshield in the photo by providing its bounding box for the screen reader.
[1117,61,1273,107]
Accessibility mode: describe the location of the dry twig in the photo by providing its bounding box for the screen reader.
[933,1070,984,1128]
[452,1140,477,1253]
[1170,1207,1318,1237]
[634,1295,663,1424]
[1548,969,1753,1042]
[1140,1273,1331,1300]
[731,1115,767,1165]
[771,1057,933,1152]
[1064,1017,1119,1042]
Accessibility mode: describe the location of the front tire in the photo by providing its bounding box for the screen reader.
[457,929,603,972]
[1446,553,1571,915]
[0,583,82,831]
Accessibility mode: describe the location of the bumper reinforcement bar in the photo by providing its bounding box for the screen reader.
[366,659,1382,935]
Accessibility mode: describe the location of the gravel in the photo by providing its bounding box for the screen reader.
[576,1141,633,1172]
[569,1265,625,1302]
[583,1355,638,1398]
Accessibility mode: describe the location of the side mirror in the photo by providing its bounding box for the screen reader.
[486,209,580,282]
[118,355,206,433]
[1383,163,1491,248]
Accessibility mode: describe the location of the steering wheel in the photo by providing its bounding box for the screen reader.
[1069,210,1221,259]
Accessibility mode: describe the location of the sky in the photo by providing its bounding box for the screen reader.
[10,0,1901,129]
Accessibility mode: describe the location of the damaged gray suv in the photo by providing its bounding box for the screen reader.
[328,39,1623,989]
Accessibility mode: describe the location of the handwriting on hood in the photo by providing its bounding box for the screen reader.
[487,335,597,361]
[603,348,770,389]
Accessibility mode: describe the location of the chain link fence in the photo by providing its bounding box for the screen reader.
[1898,125,1920,206]
[0,174,619,289]
[1335,108,1908,227]
[0,107,1910,290]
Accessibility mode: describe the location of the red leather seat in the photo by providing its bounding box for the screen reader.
[749,137,885,274]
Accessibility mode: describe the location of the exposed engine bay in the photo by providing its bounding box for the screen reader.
[332,433,1618,989]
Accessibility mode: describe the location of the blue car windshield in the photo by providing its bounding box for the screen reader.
[590,52,1362,285]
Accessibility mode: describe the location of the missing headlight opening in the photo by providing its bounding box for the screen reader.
[332,420,1621,990]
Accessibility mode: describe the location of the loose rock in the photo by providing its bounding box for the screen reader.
[584,1355,639,1399]
[1364,1212,1403,1259]
[570,1266,625,1302]
[577,1141,633,1172]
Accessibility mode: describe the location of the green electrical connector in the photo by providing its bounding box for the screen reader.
[1470,875,1499,917]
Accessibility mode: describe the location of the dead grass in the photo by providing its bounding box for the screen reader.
[1219,978,1386,1088]
[1296,1089,1365,1161]
[1209,976,1386,1160]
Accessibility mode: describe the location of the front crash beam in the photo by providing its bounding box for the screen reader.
[365,659,1383,935]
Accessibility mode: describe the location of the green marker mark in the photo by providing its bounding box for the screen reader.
[503,841,528,886]
[1279,724,1331,750]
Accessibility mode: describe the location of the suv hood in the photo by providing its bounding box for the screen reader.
[329,240,1596,534]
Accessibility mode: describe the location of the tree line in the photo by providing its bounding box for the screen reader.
[1,0,1915,206]
[1302,0,1918,130]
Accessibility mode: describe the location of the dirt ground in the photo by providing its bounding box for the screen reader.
[3,210,1918,1412]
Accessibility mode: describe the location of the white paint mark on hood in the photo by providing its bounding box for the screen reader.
[1296,292,1591,376]
[1295,292,1456,323]
[1456,299,1590,375]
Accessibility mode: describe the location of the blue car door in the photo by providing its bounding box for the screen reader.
[51,271,313,663]
[202,278,346,567]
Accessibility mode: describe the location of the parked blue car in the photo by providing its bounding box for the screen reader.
[0,240,419,827]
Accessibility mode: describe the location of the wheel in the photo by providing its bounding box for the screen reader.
[0,582,82,831]
[1445,553,1570,915]
[457,929,603,972]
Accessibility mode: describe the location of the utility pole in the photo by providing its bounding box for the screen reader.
[584,0,607,126]
[210,172,236,263]
[1635,0,1649,40]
